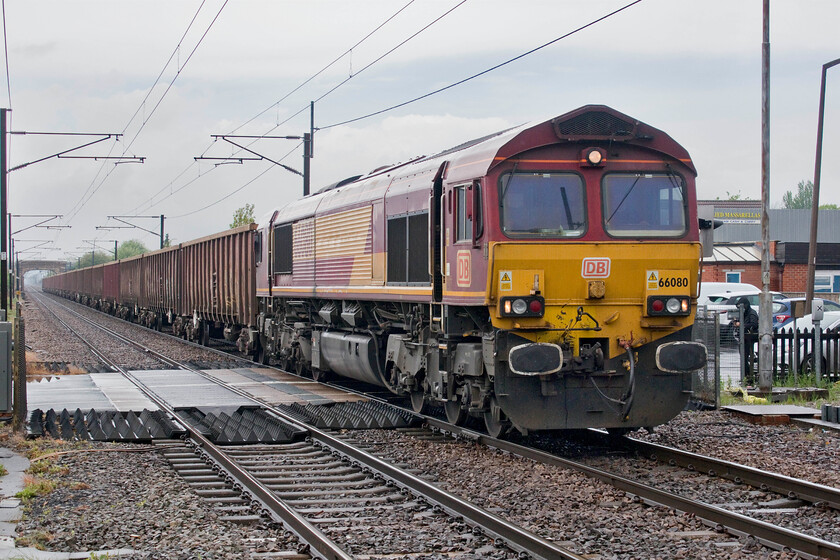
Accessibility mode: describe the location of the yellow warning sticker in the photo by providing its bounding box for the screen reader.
[500,270,512,291]
[647,270,659,290]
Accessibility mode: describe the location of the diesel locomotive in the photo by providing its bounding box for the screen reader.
[45,105,708,437]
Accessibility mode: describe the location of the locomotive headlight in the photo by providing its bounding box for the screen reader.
[581,147,606,167]
[500,295,546,318]
[681,298,689,313]
[666,298,681,314]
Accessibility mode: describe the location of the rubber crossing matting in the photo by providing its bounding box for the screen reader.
[175,406,309,444]
[28,408,184,442]
[277,400,419,430]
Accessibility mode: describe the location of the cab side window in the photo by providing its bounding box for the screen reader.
[455,182,481,243]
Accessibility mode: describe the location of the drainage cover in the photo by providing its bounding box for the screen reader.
[176,406,308,444]
[28,408,184,442]
[277,400,419,430]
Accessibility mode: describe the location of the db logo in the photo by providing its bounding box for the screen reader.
[581,257,610,278]
[456,250,471,287]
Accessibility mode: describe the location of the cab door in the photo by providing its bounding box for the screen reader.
[444,179,484,303]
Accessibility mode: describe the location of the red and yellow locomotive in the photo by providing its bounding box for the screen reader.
[255,105,707,436]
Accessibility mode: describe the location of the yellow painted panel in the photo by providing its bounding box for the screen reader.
[315,206,372,259]
[488,241,702,356]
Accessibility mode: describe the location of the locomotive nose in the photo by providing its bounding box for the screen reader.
[508,343,564,376]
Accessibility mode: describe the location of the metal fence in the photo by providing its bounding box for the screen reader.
[691,306,840,407]
[691,308,720,408]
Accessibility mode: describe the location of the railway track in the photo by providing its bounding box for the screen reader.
[28,290,840,559]
[28,290,585,560]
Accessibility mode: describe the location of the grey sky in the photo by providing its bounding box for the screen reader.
[4,0,838,259]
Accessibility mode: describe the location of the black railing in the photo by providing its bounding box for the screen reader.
[741,327,840,383]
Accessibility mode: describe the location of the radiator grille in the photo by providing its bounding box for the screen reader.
[553,111,636,138]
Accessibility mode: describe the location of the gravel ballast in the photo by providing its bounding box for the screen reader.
[10,439,301,559]
[16,291,840,558]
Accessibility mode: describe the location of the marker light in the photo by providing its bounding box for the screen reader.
[647,295,691,316]
[500,295,546,318]
[512,299,528,315]
[666,298,681,314]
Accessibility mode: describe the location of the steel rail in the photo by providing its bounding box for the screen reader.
[38,292,586,560]
[40,290,840,558]
[29,291,352,560]
[589,430,840,511]
[421,416,840,560]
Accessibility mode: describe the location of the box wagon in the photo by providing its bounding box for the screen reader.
[177,224,257,348]
[102,261,120,315]
[117,254,143,321]
[139,245,180,330]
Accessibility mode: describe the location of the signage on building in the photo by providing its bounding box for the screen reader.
[707,202,762,225]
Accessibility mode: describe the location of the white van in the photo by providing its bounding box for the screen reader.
[697,282,759,306]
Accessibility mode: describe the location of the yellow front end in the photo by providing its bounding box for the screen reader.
[489,242,700,355]
[487,241,703,431]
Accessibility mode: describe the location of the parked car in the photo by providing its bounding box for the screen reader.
[775,311,840,375]
[697,282,759,307]
[772,297,840,329]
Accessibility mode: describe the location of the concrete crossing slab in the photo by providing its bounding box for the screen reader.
[26,367,368,416]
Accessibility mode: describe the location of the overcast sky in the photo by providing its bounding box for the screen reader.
[4,0,839,260]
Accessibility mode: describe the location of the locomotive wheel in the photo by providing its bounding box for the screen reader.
[311,368,331,382]
[257,346,269,365]
[484,397,511,439]
[409,390,427,414]
[444,398,467,426]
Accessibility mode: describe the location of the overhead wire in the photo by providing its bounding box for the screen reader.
[131,0,442,218]
[64,0,228,224]
[170,143,302,219]
[230,0,417,136]
[171,0,640,221]
[312,0,468,109]
[321,0,644,130]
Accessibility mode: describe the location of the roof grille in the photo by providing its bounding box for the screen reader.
[553,111,637,138]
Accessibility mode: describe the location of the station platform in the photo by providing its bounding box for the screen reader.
[26,367,366,416]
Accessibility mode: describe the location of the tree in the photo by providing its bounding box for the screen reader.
[780,180,839,209]
[230,204,255,228]
[782,180,813,209]
[715,190,744,201]
[77,251,112,268]
[117,239,149,260]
